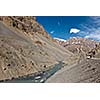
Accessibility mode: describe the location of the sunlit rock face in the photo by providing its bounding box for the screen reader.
[0,16,73,81]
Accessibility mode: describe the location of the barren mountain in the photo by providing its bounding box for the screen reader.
[55,37,98,54]
[0,16,73,81]
[46,39,100,83]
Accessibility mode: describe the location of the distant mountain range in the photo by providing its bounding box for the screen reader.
[54,37,98,54]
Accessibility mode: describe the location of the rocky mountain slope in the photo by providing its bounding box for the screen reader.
[55,37,98,54]
[0,16,73,81]
[46,40,100,83]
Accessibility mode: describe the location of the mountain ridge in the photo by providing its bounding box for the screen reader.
[54,37,99,54]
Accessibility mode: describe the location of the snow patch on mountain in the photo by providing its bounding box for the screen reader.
[54,37,66,42]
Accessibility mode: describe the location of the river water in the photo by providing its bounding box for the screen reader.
[3,61,64,83]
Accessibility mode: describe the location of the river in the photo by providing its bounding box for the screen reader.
[2,61,64,83]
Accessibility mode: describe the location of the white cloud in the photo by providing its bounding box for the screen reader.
[85,28,100,41]
[79,26,100,41]
[50,31,54,34]
[90,16,100,25]
[54,37,66,42]
[70,28,80,33]
[74,16,100,41]
[85,33,100,41]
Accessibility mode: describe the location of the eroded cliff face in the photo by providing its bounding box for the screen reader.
[0,16,72,81]
[0,16,53,40]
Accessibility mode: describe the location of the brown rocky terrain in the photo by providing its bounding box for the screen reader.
[0,16,73,81]
[46,40,100,83]
[55,37,98,54]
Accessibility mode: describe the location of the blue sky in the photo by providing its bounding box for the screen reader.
[37,16,100,41]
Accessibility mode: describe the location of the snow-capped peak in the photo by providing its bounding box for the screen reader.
[54,37,66,42]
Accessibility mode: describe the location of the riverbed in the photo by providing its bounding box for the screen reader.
[1,61,65,83]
